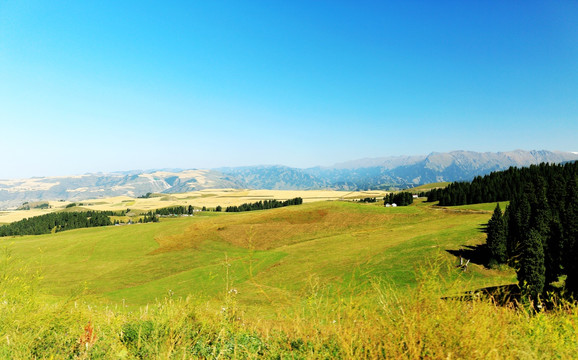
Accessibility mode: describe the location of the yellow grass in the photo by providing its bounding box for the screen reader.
[0,209,55,223]
[0,189,390,223]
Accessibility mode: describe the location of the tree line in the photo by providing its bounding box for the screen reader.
[155,205,195,216]
[356,198,377,203]
[484,163,578,299]
[427,162,578,206]
[121,211,159,224]
[0,211,113,237]
[224,198,303,212]
[0,197,305,236]
[383,192,414,206]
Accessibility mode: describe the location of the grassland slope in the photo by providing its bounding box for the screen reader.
[1,200,515,317]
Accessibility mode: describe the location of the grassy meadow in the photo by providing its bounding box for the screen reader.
[3,200,513,308]
[0,197,576,358]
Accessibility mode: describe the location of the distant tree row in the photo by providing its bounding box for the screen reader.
[18,202,51,210]
[224,198,303,213]
[98,210,127,216]
[427,162,578,206]
[383,192,414,206]
[484,165,578,299]
[66,203,91,208]
[155,206,195,216]
[140,211,159,223]
[356,198,377,203]
[0,211,113,237]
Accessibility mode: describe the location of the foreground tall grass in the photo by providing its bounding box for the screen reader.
[1,253,577,359]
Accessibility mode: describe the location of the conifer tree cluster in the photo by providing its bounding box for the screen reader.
[486,204,507,264]
[483,163,578,298]
[155,205,195,216]
[138,211,159,224]
[0,211,113,237]
[224,198,303,212]
[356,197,377,203]
[383,192,414,206]
[427,162,578,206]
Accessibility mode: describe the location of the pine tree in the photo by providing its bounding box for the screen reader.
[563,177,578,294]
[517,229,546,299]
[544,218,564,286]
[487,203,507,264]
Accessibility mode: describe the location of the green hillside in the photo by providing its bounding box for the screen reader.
[3,200,514,313]
[2,199,577,359]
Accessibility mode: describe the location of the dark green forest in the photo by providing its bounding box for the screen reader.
[424,161,578,299]
[456,162,578,299]
[383,192,414,206]
[0,211,115,237]
[486,176,578,298]
[427,162,578,206]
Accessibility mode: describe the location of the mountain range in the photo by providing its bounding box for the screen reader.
[1,150,576,209]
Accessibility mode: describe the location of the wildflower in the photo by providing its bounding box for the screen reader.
[78,321,97,350]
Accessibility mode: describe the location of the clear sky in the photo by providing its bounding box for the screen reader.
[1,1,576,178]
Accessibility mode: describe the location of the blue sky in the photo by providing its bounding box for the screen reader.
[1,1,576,178]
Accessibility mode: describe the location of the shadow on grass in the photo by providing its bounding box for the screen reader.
[446,222,491,268]
[443,284,521,307]
[446,244,490,268]
[478,223,489,234]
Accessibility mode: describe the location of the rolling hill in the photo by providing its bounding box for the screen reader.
[3,200,515,311]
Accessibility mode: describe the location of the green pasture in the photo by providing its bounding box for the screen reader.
[1,200,515,315]
[3,199,575,359]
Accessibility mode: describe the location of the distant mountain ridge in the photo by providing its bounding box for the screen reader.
[216,165,329,190]
[1,150,577,209]
[0,170,243,209]
[221,150,578,191]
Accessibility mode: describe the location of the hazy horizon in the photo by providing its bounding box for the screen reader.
[1,1,576,178]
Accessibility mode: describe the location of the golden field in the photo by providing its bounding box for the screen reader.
[0,189,389,223]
